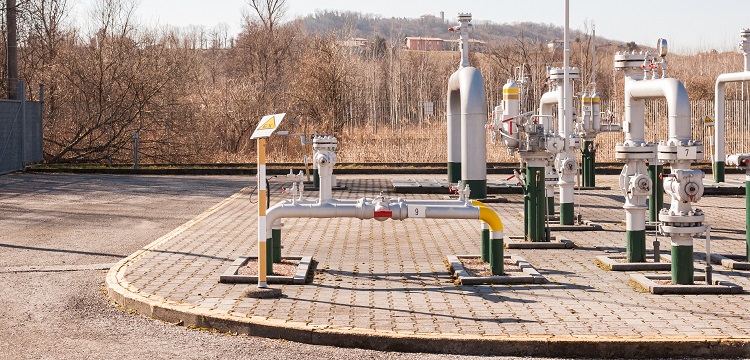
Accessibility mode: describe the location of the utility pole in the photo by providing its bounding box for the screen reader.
[7,0,18,100]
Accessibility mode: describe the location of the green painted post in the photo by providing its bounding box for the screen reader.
[626,230,646,263]
[582,140,595,187]
[523,191,530,239]
[547,196,555,216]
[525,167,537,241]
[671,244,694,285]
[714,161,725,183]
[648,164,664,222]
[448,162,461,184]
[524,167,546,242]
[481,227,490,262]
[265,237,274,274]
[464,179,487,199]
[560,203,575,225]
[272,228,282,263]
[589,144,596,187]
[534,168,546,242]
[313,167,320,189]
[490,236,504,275]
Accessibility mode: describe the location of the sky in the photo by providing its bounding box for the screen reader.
[74,0,750,54]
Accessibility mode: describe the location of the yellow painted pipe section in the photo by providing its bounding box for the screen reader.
[257,138,266,164]
[258,242,267,282]
[259,190,267,216]
[472,200,504,231]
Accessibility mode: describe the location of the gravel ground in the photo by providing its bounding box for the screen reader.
[0,173,549,360]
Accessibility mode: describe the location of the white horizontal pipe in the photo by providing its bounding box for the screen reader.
[266,199,483,237]
[419,205,480,220]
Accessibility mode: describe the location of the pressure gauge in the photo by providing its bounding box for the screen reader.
[657,38,668,58]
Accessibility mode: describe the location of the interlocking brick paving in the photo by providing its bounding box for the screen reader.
[118,174,750,338]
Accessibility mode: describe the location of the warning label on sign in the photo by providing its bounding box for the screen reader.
[251,113,286,139]
[257,116,276,130]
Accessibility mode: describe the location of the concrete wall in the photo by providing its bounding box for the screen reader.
[0,99,43,174]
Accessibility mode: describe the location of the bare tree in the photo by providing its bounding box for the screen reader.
[246,0,286,32]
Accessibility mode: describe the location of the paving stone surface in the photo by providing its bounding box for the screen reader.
[116,174,750,338]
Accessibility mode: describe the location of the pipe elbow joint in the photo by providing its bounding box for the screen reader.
[477,204,504,232]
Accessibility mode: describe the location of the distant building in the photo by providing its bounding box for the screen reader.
[339,38,369,49]
[404,37,444,51]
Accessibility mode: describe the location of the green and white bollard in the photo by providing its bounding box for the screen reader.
[618,160,652,263]
[713,160,725,183]
[625,204,647,263]
[558,158,577,225]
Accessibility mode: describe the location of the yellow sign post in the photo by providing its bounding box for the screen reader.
[250,113,285,289]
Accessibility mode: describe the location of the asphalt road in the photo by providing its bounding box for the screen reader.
[0,173,530,360]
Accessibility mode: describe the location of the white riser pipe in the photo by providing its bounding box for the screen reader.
[447,66,487,188]
[627,77,691,144]
[715,71,750,164]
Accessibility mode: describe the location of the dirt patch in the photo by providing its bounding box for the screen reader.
[238,258,299,277]
[460,257,521,277]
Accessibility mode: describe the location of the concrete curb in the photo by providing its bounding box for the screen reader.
[106,268,750,358]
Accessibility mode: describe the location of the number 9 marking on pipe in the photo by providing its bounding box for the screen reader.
[410,205,427,218]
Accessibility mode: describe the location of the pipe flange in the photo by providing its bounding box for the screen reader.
[614,52,647,70]
[549,67,581,80]
[312,135,339,151]
[660,224,706,235]
[615,144,657,160]
[658,144,704,162]
[659,213,705,223]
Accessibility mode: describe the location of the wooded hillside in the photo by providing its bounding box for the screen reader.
[4,0,747,163]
